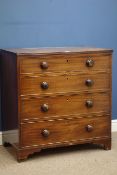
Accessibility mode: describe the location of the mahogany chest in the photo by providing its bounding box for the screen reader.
[0,47,113,161]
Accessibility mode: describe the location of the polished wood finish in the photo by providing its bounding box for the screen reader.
[20,73,110,95]
[20,93,110,120]
[4,47,113,54]
[20,116,110,147]
[19,54,111,74]
[1,47,112,161]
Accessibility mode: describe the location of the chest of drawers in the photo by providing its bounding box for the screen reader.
[0,47,113,161]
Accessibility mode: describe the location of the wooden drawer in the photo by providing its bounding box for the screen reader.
[20,116,110,147]
[20,73,110,95]
[20,93,110,120]
[19,54,111,74]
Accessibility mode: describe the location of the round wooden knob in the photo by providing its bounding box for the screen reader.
[41,82,49,89]
[41,129,50,137]
[86,59,94,67]
[41,104,49,112]
[86,125,93,132]
[40,62,48,69]
[85,79,94,87]
[86,100,93,108]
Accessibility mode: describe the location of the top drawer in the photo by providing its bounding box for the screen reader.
[19,54,111,74]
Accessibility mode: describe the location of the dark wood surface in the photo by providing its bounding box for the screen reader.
[0,51,19,131]
[1,48,112,161]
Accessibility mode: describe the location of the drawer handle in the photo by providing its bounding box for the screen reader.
[86,125,93,132]
[41,82,49,89]
[86,100,93,108]
[41,104,49,112]
[85,79,94,87]
[86,59,94,67]
[41,129,50,137]
[40,61,48,69]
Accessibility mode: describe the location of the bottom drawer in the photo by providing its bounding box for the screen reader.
[20,116,110,147]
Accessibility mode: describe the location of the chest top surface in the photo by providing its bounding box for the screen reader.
[2,47,113,55]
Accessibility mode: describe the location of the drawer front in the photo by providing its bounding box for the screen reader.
[20,93,110,120]
[20,73,110,95]
[20,116,110,147]
[19,54,111,74]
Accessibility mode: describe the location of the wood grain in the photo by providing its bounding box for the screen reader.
[20,116,110,147]
[20,93,110,120]
[1,48,112,161]
[19,54,111,74]
[20,73,110,95]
